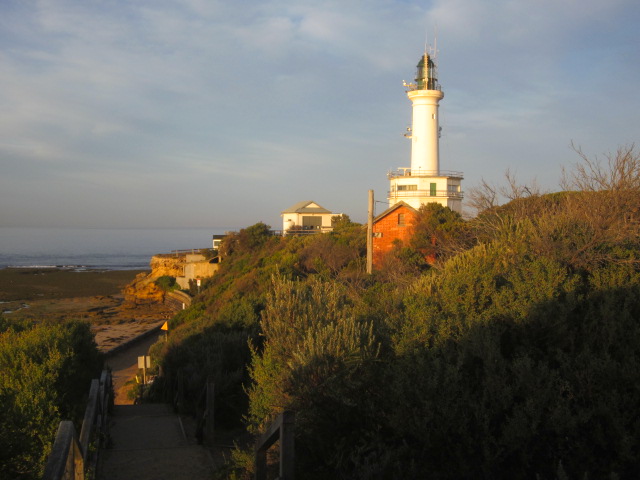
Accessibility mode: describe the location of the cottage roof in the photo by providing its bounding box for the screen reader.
[373,201,417,223]
[281,200,332,215]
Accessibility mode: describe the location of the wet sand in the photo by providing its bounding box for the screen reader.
[0,267,143,301]
[0,267,172,350]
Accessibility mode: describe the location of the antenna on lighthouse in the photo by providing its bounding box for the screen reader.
[433,25,438,62]
[424,28,429,56]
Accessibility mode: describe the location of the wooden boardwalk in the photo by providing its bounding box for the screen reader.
[98,404,215,480]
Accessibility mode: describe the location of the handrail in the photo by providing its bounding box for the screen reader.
[255,411,295,480]
[388,189,464,199]
[78,379,99,456]
[387,168,464,179]
[280,226,335,236]
[169,248,214,255]
[153,248,214,258]
[41,421,84,480]
[42,370,112,480]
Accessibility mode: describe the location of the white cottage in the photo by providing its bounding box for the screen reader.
[281,201,338,234]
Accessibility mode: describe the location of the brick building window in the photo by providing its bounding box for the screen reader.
[398,213,405,225]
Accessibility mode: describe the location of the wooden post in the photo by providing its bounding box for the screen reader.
[79,379,99,458]
[43,421,82,480]
[366,189,374,274]
[42,370,112,480]
[255,447,267,480]
[205,381,215,446]
[255,411,295,480]
[72,439,84,480]
[279,411,295,480]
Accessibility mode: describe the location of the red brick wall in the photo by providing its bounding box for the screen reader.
[372,205,419,268]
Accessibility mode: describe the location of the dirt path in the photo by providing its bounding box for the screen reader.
[106,330,165,404]
[99,404,216,480]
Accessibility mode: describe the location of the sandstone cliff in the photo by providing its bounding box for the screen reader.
[123,254,185,305]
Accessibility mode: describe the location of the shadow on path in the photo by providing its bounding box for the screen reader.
[99,404,216,480]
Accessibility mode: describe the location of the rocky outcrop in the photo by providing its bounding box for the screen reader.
[149,255,186,277]
[123,254,186,305]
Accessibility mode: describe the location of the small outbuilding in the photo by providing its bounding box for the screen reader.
[175,253,219,289]
[372,201,419,268]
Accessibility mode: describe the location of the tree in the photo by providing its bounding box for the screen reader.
[466,168,542,216]
[409,203,470,263]
[561,142,640,193]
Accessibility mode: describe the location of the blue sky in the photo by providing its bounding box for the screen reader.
[1,0,638,229]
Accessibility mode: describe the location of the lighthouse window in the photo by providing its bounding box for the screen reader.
[397,184,417,191]
[430,183,437,196]
[432,114,436,119]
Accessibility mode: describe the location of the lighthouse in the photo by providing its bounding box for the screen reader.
[387,50,463,213]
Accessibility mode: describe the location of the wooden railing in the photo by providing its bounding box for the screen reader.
[255,411,295,480]
[42,370,112,480]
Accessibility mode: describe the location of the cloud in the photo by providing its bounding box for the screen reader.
[0,0,638,227]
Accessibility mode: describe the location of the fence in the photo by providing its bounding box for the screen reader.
[42,370,112,480]
[169,248,214,256]
[255,411,295,480]
[272,226,334,237]
[165,290,192,311]
[161,367,296,478]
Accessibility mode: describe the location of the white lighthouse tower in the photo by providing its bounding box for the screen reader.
[388,49,463,213]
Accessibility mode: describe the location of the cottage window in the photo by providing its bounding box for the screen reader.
[398,213,406,226]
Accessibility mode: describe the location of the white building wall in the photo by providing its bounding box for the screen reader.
[388,176,462,213]
[282,212,335,231]
[408,89,444,174]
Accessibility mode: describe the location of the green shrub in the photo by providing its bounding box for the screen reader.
[155,275,179,292]
[0,320,102,479]
[246,276,382,477]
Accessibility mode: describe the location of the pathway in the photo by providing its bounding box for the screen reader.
[99,327,218,479]
[105,329,163,404]
[98,404,216,480]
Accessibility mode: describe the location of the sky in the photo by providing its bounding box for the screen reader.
[1,0,638,229]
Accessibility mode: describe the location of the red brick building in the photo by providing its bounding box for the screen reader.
[372,202,419,268]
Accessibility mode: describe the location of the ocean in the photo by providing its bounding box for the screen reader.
[0,227,234,270]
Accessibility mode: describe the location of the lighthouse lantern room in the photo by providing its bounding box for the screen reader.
[388,50,463,213]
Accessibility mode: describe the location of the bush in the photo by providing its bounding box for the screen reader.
[155,275,179,292]
[246,276,381,477]
[0,320,102,479]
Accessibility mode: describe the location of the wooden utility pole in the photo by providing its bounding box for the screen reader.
[367,190,374,274]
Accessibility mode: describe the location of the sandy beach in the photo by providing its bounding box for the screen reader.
[0,268,173,352]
